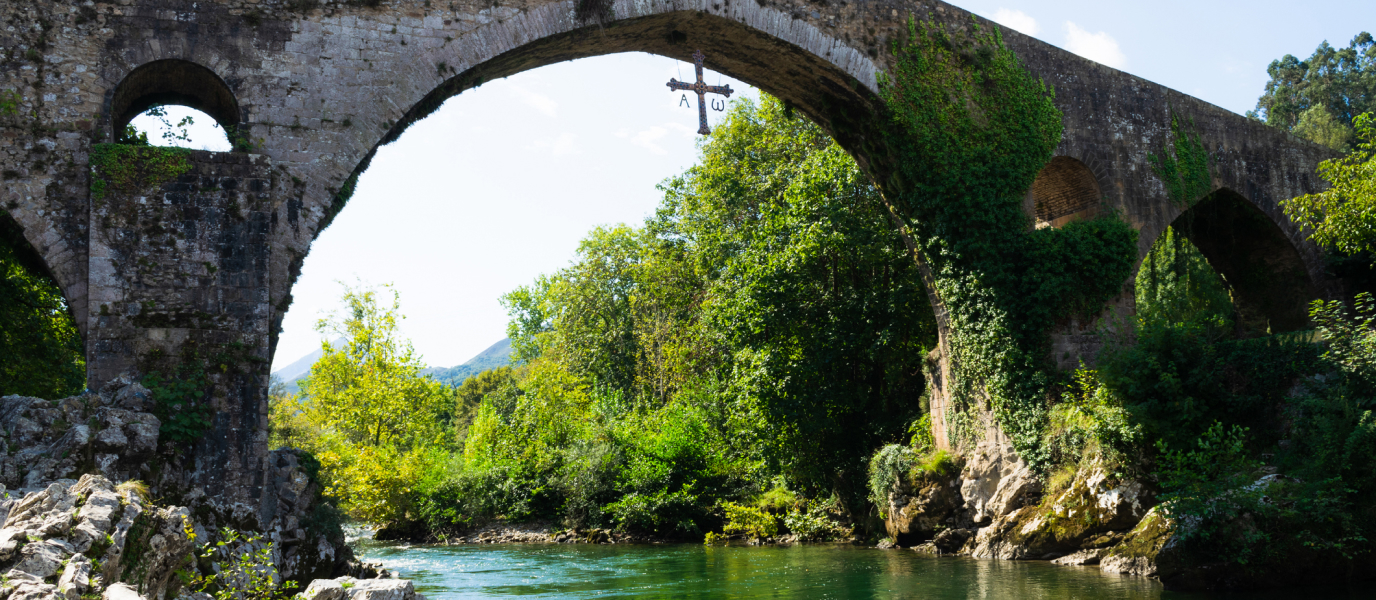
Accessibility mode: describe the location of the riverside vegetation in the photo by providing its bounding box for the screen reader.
[262,24,1376,592]
[1,21,1374,595]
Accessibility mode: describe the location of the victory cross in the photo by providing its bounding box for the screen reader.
[667,50,733,135]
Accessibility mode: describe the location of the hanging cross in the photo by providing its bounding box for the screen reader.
[667,50,733,135]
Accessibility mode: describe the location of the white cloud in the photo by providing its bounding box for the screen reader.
[620,126,669,155]
[531,132,576,155]
[1063,22,1127,69]
[991,9,1039,36]
[510,85,558,117]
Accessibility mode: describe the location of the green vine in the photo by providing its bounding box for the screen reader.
[0,90,20,116]
[1149,112,1214,209]
[144,362,214,444]
[89,143,192,200]
[876,18,1138,470]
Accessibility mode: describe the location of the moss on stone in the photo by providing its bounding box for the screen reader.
[89,144,191,201]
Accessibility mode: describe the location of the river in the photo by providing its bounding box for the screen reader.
[352,538,1367,599]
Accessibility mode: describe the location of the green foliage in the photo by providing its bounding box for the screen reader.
[0,90,20,116]
[1099,317,1322,452]
[719,501,779,542]
[144,364,213,444]
[185,528,297,600]
[299,283,453,449]
[1149,113,1214,210]
[1281,112,1376,257]
[876,17,1138,468]
[783,499,850,542]
[0,222,85,398]
[1135,226,1234,328]
[1294,105,1356,152]
[89,143,191,200]
[452,366,517,444]
[1250,32,1374,148]
[866,444,915,510]
[1042,368,1142,478]
[1155,423,1268,561]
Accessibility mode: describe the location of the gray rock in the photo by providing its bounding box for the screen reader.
[302,579,346,600]
[58,555,94,600]
[1052,548,1107,566]
[0,528,23,560]
[14,539,69,579]
[342,578,416,600]
[114,384,151,411]
[93,427,129,452]
[959,441,1030,524]
[103,583,146,600]
[125,422,160,455]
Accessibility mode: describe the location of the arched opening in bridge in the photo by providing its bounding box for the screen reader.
[1138,188,1318,336]
[1029,156,1101,228]
[109,59,236,151]
[1176,189,1317,335]
[0,211,85,398]
[269,50,941,527]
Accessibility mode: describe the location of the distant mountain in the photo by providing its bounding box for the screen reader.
[271,337,513,393]
[271,338,344,394]
[423,338,513,387]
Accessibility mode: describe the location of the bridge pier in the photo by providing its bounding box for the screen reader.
[87,148,277,507]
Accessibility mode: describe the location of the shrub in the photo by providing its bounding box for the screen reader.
[720,501,779,542]
[866,444,916,510]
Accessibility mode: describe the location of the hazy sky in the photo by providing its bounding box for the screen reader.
[130,1,1375,372]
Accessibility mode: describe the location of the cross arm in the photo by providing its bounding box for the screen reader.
[667,78,694,91]
[704,84,733,97]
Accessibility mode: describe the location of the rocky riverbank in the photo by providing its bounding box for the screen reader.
[878,440,1375,592]
[0,383,388,600]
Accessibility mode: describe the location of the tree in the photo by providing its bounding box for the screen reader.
[1281,112,1376,256]
[656,96,938,509]
[1135,225,1234,327]
[299,283,451,449]
[1250,32,1375,151]
[0,218,85,398]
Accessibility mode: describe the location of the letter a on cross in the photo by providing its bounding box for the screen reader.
[666,50,733,135]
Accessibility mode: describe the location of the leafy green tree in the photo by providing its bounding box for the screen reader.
[1135,225,1234,327]
[299,283,452,449]
[0,220,85,398]
[452,366,518,444]
[1281,112,1376,256]
[656,96,937,510]
[1250,32,1375,151]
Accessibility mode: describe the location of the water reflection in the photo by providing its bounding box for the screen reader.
[357,542,1174,599]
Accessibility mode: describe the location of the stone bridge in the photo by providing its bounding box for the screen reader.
[0,0,1341,500]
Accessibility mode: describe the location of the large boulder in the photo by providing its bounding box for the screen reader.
[969,464,1150,560]
[885,469,963,546]
[1100,505,1178,577]
[959,442,1041,526]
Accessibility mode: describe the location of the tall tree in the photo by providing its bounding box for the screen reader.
[1281,112,1376,257]
[299,283,452,449]
[656,96,938,509]
[1250,32,1375,151]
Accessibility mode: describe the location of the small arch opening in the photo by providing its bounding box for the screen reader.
[109,59,240,148]
[124,105,233,151]
[0,213,85,397]
[1029,156,1101,227]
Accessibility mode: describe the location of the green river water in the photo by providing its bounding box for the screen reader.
[354,539,1369,599]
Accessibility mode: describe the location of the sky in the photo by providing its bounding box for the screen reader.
[128,1,1376,372]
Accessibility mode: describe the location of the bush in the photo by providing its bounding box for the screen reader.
[719,501,778,541]
[603,488,705,538]
[866,444,916,510]
[783,499,850,542]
